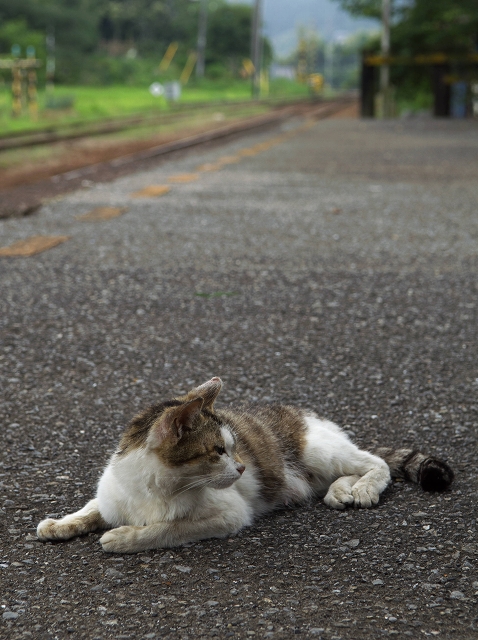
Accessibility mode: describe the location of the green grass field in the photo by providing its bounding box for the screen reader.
[0,78,312,137]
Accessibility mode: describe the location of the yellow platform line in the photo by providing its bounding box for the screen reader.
[252,142,274,152]
[77,206,127,221]
[0,235,70,257]
[194,124,312,174]
[0,120,318,261]
[131,185,171,198]
[167,173,199,184]
[197,155,241,172]
[133,121,313,194]
[237,148,260,157]
[217,155,241,165]
[196,162,224,172]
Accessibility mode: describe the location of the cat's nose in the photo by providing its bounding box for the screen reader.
[236,464,245,475]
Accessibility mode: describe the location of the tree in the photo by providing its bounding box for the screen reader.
[392,0,478,55]
[206,3,272,75]
[0,0,101,82]
[207,4,252,63]
[336,0,478,111]
[0,0,271,84]
[334,0,381,20]
[0,19,45,58]
[334,0,478,55]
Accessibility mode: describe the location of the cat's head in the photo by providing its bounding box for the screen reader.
[118,377,245,492]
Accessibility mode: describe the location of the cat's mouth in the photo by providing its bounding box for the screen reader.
[212,468,245,489]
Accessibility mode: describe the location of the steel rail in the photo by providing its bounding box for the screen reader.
[0,96,317,151]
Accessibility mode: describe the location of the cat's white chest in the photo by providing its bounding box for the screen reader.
[97,451,195,526]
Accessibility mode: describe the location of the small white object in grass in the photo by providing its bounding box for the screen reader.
[149,82,164,98]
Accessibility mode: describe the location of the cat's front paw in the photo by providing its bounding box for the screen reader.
[100,526,142,553]
[351,483,380,508]
[37,518,75,541]
[37,518,58,541]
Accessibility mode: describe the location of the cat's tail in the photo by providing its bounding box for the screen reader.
[374,447,454,492]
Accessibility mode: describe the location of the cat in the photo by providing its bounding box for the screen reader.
[37,377,454,554]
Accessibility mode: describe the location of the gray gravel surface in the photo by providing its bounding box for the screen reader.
[1,116,477,640]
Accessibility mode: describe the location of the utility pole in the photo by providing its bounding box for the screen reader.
[380,0,391,92]
[46,27,55,94]
[325,40,334,89]
[196,0,208,78]
[251,0,263,98]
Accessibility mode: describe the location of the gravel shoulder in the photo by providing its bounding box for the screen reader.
[0,116,477,639]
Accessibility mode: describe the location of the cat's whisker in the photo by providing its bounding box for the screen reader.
[181,479,210,487]
[163,475,210,481]
[173,477,215,497]
[176,479,210,492]
[175,476,215,490]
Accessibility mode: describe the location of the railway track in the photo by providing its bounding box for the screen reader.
[0,97,356,219]
[0,96,316,152]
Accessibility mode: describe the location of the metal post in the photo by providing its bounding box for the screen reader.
[380,0,391,92]
[325,41,334,89]
[251,0,263,98]
[361,54,375,117]
[297,38,307,83]
[27,47,38,120]
[196,0,208,78]
[46,28,55,94]
[432,64,451,117]
[12,64,22,117]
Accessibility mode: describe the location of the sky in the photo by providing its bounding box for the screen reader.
[229,0,379,56]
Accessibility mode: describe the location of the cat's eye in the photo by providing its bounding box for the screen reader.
[215,446,226,456]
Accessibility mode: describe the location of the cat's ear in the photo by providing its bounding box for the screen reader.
[190,377,223,410]
[148,398,203,448]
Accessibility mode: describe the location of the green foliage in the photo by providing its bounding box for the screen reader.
[336,0,478,111]
[44,93,75,109]
[0,0,270,85]
[282,30,376,90]
[96,0,198,56]
[76,56,160,86]
[205,62,231,80]
[267,78,309,98]
[390,1,478,112]
[393,0,478,55]
[334,0,381,20]
[0,18,45,58]
[0,77,318,136]
[0,0,102,83]
[205,3,272,76]
[335,0,478,55]
[207,4,252,63]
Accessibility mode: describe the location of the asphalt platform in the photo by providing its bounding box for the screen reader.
[0,113,477,640]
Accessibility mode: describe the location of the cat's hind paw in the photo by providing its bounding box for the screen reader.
[100,526,142,554]
[351,483,380,509]
[323,488,355,510]
[323,475,360,510]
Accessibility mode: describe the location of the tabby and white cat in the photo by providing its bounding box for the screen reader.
[37,377,453,553]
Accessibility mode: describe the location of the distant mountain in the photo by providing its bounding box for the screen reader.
[229,0,379,56]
